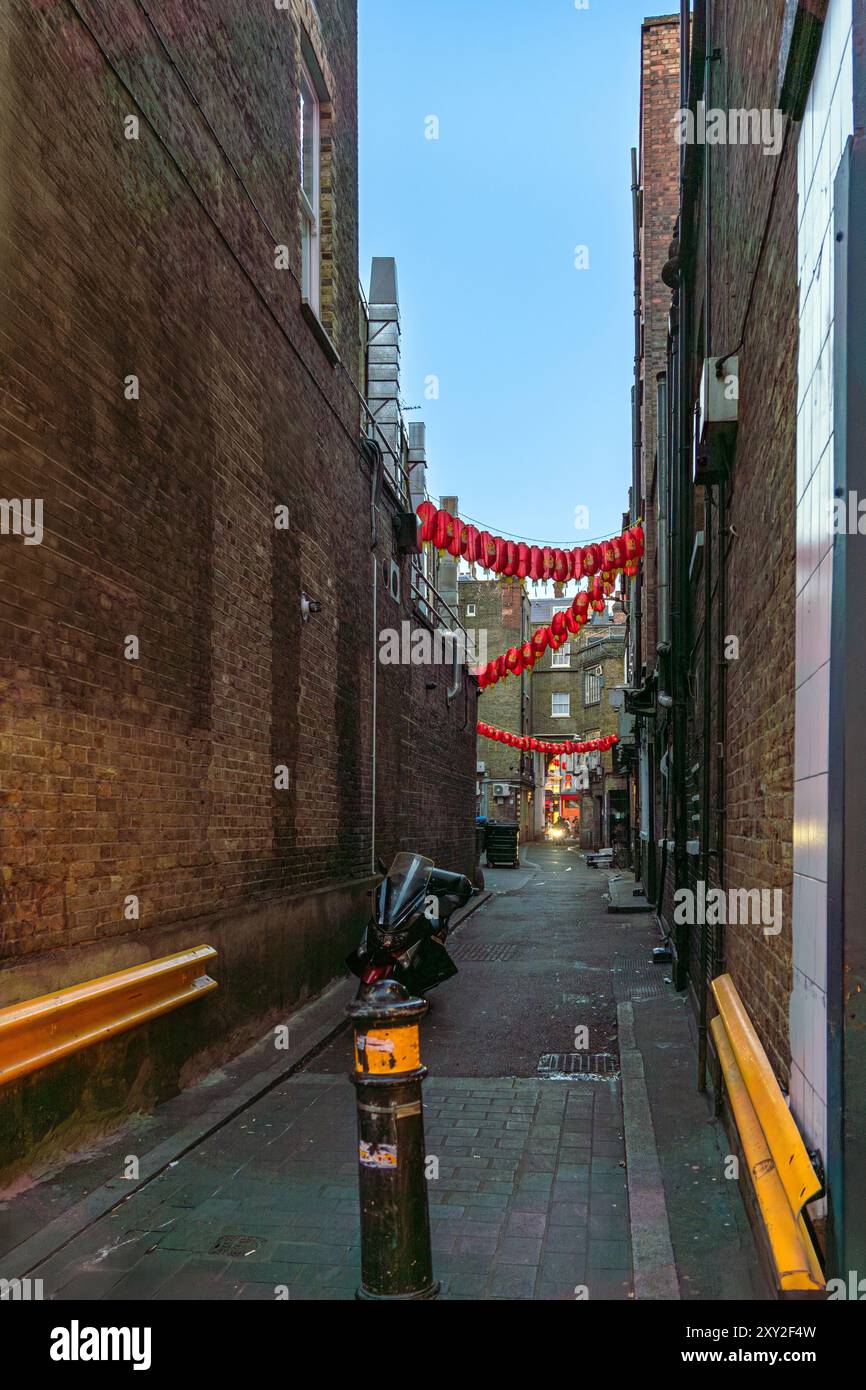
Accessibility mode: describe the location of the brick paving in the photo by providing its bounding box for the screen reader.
[33,1071,631,1302]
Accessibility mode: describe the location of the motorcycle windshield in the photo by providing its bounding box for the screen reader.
[377,852,434,927]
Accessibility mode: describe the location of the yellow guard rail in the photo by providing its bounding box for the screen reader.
[0,946,218,1086]
[710,973,824,1295]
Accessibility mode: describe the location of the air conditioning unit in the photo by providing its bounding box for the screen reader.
[695,356,738,484]
[492,784,509,798]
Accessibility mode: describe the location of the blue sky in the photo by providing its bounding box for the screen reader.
[359,0,660,547]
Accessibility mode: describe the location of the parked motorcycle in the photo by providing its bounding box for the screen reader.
[347,852,474,1000]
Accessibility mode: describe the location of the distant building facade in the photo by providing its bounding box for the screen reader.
[457,577,539,839]
[531,601,628,849]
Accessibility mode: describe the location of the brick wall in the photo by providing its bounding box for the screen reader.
[639,16,681,668]
[0,0,475,1175]
[641,1,800,1080]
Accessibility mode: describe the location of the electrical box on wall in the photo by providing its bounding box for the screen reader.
[394,511,422,555]
[694,356,738,485]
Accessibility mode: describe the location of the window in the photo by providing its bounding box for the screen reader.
[466,603,477,618]
[551,692,570,719]
[584,666,603,706]
[551,643,571,668]
[299,60,321,316]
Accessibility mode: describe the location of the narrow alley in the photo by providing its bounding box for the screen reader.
[2,0,860,1362]
[1,849,762,1302]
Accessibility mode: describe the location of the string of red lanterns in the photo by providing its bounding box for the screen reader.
[415,503,645,694]
[477,722,619,757]
[416,501,644,585]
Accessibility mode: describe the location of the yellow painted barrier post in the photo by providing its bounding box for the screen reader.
[710,974,825,1294]
[0,947,218,1086]
[348,979,438,1300]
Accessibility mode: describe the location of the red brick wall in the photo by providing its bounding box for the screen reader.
[639,16,681,667]
[697,0,798,1079]
[0,0,475,1140]
[652,0,798,1080]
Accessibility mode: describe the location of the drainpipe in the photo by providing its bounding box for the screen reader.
[698,4,713,1091]
[367,439,384,874]
[631,147,644,877]
[672,0,692,992]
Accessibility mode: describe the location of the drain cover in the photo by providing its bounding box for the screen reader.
[209,1234,261,1257]
[451,942,520,962]
[537,1052,620,1081]
[611,953,671,1003]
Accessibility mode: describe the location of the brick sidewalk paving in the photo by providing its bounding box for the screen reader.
[4,844,762,1302]
[36,1071,630,1302]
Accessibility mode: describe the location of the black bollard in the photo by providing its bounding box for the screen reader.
[348,979,439,1300]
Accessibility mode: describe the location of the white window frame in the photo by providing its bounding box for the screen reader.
[551,692,570,719]
[551,643,571,668]
[299,59,321,317]
[466,603,477,618]
[584,665,602,706]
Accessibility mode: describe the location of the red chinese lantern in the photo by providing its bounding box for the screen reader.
[417,501,438,543]
[583,544,601,575]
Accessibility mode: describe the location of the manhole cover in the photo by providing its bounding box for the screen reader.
[537,1053,620,1081]
[451,942,520,962]
[611,954,671,1003]
[209,1234,261,1258]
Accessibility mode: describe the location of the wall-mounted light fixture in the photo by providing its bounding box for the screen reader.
[301,592,322,623]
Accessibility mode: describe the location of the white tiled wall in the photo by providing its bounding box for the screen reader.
[792,0,854,1166]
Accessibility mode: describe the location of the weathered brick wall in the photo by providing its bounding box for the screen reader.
[0,0,365,954]
[639,15,681,668]
[659,0,799,1079]
[705,0,798,1080]
[0,0,475,1170]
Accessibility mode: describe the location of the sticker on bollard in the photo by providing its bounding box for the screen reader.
[359,1140,398,1169]
[354,1026,421,1074]
[348,980,439,1300]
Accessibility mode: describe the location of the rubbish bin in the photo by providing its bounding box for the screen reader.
[485,821,520,868]
[475,822,487,863]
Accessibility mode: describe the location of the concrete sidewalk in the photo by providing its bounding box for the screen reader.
[0,845,766,1301]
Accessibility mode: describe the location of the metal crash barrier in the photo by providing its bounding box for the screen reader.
[710,973,825,1296]
[0,946,218,1086]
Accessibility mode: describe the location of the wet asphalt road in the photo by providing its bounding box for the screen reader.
[308,842,657,1078]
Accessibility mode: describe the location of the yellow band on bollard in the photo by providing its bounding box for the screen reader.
[354,1024,420,1075]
